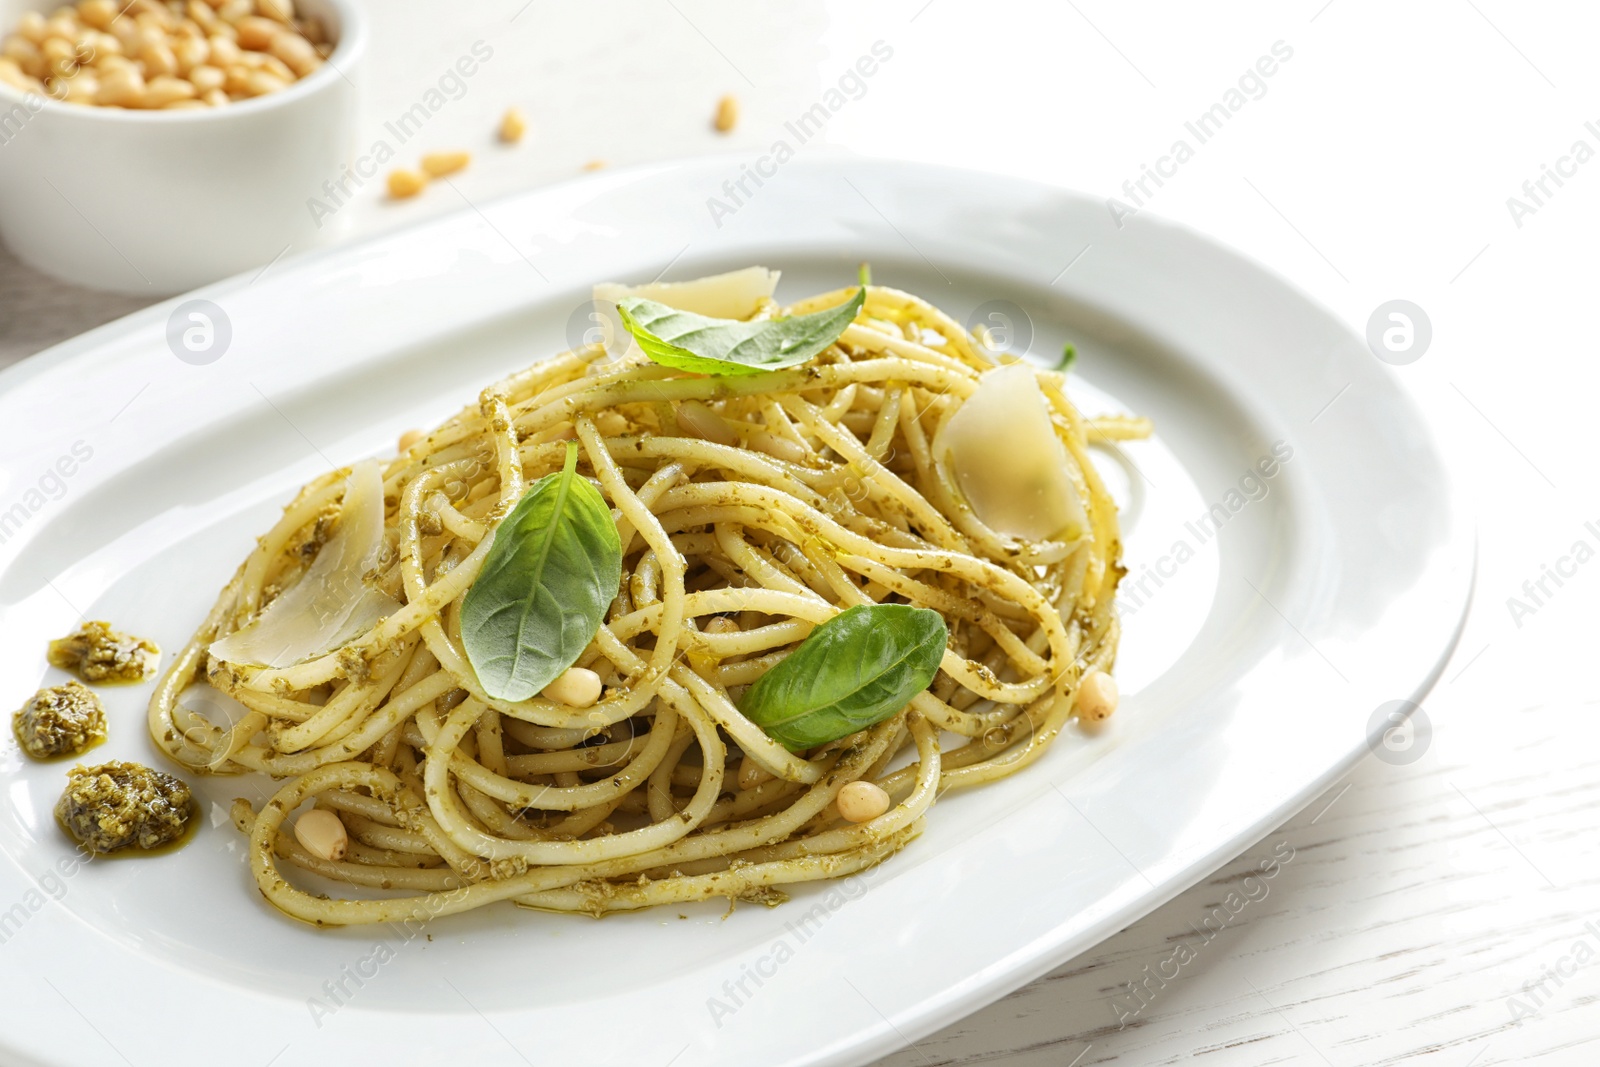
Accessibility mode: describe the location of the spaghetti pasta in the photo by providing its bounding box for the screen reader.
[148,277,1144,927]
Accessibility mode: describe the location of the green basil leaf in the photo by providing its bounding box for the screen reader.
[460,442,622,702]
[1056,342,1077,373]
[738,604,947,751]
[615,287,865,377]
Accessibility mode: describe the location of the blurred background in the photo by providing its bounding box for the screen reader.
[3,2,1597,1063]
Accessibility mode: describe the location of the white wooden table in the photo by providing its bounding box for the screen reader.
[5,2,1598,1063]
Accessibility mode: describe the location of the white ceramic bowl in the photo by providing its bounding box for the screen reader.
[0,0,364,294]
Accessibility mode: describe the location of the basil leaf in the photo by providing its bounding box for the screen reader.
[1056,342,1077,373]
[460,442,622,702]
[615,287,865,377]
[738,604,947,751]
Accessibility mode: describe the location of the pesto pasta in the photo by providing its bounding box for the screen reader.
[147,273,1144,927]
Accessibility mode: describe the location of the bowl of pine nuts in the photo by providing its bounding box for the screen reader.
[0,0,364,294]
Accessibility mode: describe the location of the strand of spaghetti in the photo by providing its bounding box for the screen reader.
[269,638,417,753]
[838,323,973,374]
[836,553,1048,676]
[615,461,687,557]
[671,665,822,784]
[423,686,726,864]
[782,394,967,552]
[238,812,464,893]
[415,693,680,812]
[512,359,970,442]
[211,671,457,778]
[148,570,241,769]
[713,523,823,602]
[509,827,917,915]
[649,480,1073,667]
[646,726,697,824]
[251,705,902,923]
[744,711,940,859]
[479,390,523,510]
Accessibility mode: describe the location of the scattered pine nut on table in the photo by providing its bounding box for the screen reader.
[713,92,738,132]
[499,105,526,143]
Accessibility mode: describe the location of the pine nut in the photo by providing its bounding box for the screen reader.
[542,667,603,709]
[386,168,426,199]
[254,52,293,80]
[1075,670,1119,722]
[66,74,97,102]
[421,150,470,177]
[713,93,738,133]
[4,36,40,67]
[397,428,426,453]
[78,1,117,30]
[45,15,80,42]
[498,105,525,143]
[836,780,891,823]
[173,35,207,73]
[185,0,217,31]
[15,12,46,43]
[242,68,285,96]
[594,411,629,436]
[142,40,177,76]
[233,15,278,51]
[705,616,740,637]
[93,65,144,106]
[143,73,195,106]
[41,36,73,65]
[108,17,139,49]
[293,808,348,862]
[216,0,253,26]
[41,40,77,79]
[0,59,42,93]
[688,615,737,675]
[258,0,295,24]
[207,33,239,65]
[134,7,171,32]
[187,62,222,92]
[267,29,313,75]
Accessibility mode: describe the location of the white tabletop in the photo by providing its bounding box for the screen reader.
[3,3,1597,1064]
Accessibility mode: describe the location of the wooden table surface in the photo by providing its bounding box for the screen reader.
[4,3,1597,1064]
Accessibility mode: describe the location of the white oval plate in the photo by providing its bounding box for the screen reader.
[0,157,1470,1067]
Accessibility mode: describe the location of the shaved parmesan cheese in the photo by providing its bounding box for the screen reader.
[593,266,779,321]
[210,461,400,668]
[942,363,1088,543]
